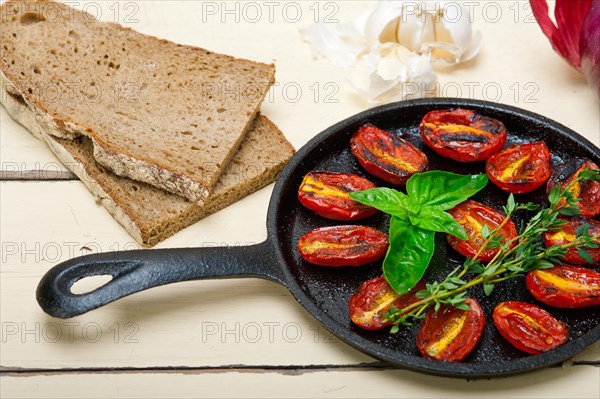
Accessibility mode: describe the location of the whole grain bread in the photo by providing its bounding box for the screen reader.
[0,0,276,205]
[1,82,295,246]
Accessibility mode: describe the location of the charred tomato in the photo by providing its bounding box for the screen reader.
[298,171,378,220]
[447,200,518,262]
[349,278,426,331]
[485,142,552,194]
[298,225,388,267]
[351,124,428,185]
[526,264,600,308]
[420,108,507,162]
[543,217,600,266]
[416,298,485,362]
[547,158,600,217]
[493,301,568,355]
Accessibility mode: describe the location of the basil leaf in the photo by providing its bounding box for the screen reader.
[409,206,468,240]
[406,171,488,210]
[383,217,435,294]
[349,188,409,219]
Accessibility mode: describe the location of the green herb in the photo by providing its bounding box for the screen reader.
[349,171,488,294]
[382,169,600,330]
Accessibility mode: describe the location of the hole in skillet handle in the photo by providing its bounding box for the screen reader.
[70,275,115,295]
[36,253,145,319]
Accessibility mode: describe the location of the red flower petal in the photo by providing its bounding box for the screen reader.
[530,0,592,70]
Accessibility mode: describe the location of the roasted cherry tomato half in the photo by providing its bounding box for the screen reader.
[298,171,378,220]
[420,108,507,162]
[416,298,485,362]
[349,277,425,331]
[547,158,600,217]
[298,225,388,267]
[485,142,552,194]
[526,264,600,308]
[351,124,428,185]
[543,217,600,266]
[493,301,568,355]
[447,200,518,262]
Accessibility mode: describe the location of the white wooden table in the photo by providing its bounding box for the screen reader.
[1,1,599,398]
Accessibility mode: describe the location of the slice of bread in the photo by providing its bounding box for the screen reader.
[2,80,295,247]
[0,0,276,205]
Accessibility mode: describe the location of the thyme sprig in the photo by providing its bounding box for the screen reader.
[384,169,600,334]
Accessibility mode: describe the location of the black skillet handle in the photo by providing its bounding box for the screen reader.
[36,240,284,319]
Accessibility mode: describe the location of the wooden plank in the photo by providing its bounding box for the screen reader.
[2,366,599,399]
[1,182,598,371]
[1,1,599,393]
[0,170,76,180]
[4,2,595,173]
[0,1,366,171]
[2,3,599,169]
[0,181,374,369]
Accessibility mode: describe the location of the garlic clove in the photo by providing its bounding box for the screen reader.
[380,17,401,44]
[436,5,474,48]
[397,11,436,53]
[432,3,482,65]
[363,1,403,44]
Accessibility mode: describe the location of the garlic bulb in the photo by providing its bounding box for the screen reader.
[364,0,482,66]
[301,1,481,104]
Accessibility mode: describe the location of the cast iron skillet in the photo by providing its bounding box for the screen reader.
[37,98,600,378]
